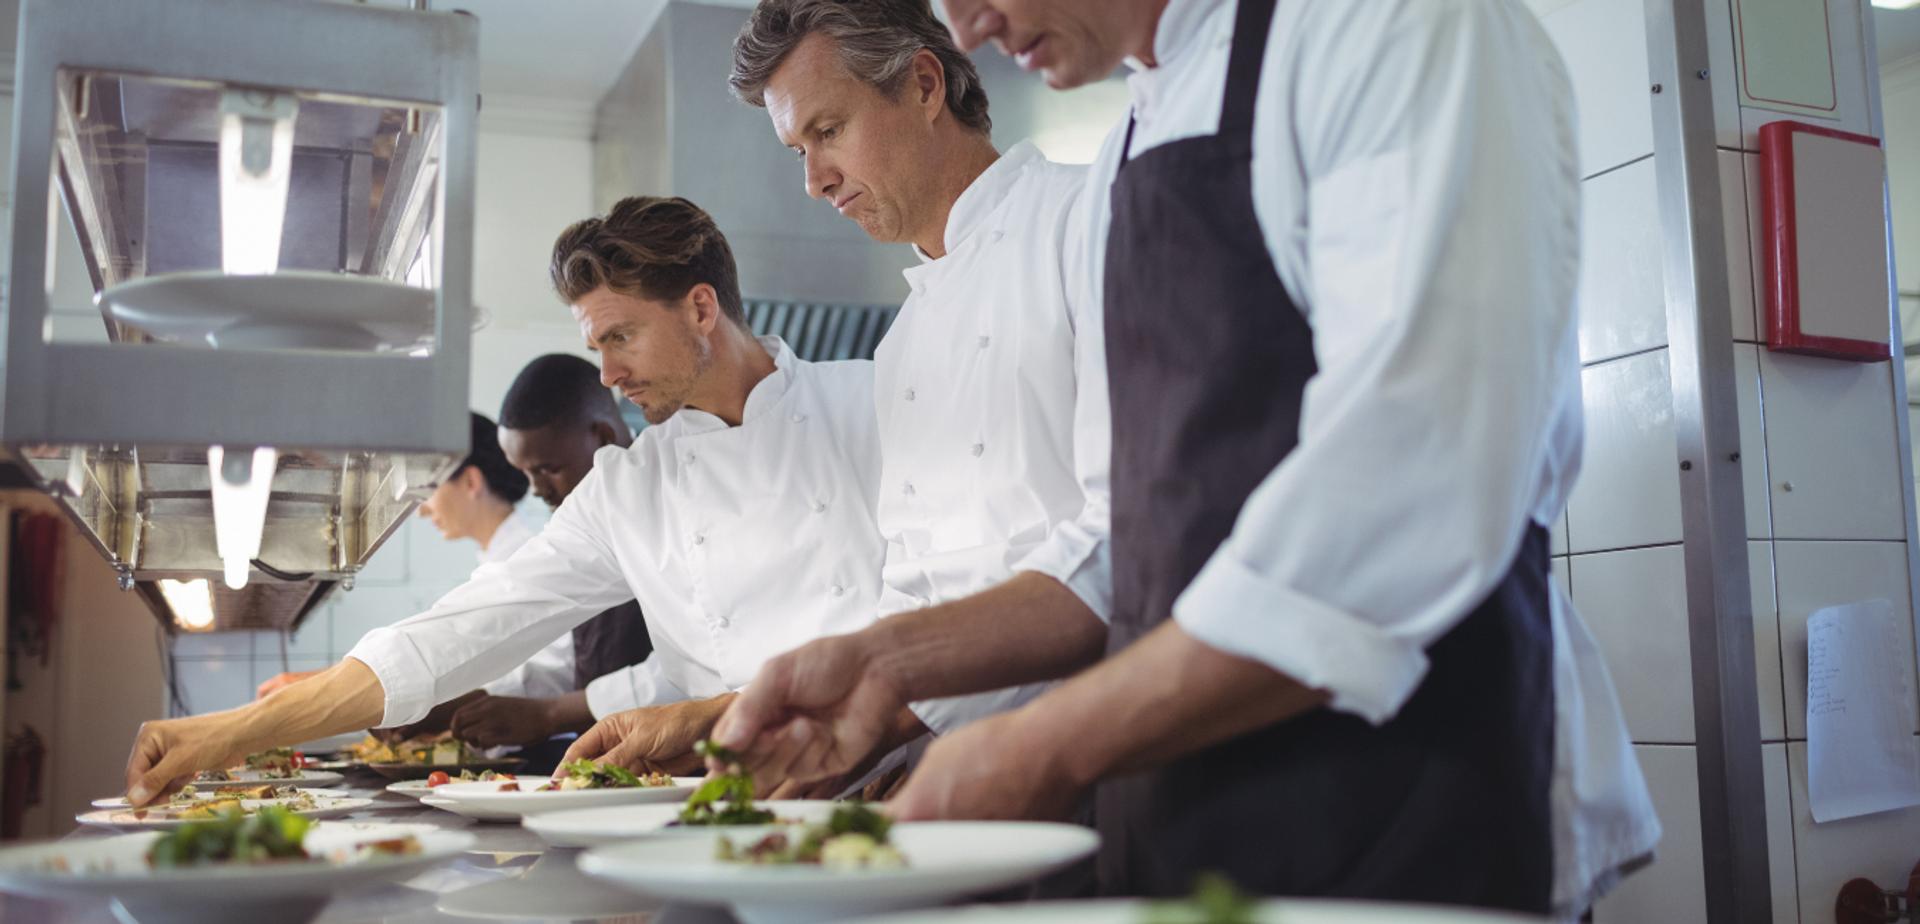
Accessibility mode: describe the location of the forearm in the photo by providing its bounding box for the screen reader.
[239,659,387,754]
[543,690,595,736]
[869,572,1106,702]
[1016,621,1328,788]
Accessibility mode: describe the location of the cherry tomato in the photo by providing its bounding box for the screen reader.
[426,771,451,787]
[292,751,306,769]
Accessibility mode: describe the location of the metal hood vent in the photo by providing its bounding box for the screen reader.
[3,0,481,630]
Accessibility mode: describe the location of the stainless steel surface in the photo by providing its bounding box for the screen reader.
[2,0,481,626]
[0,777,740,924]
[1643,1,1772,921]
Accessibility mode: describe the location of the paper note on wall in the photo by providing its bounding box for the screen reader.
[1807,599,1920,822]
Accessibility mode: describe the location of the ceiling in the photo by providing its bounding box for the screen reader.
[1878,6,1920,69]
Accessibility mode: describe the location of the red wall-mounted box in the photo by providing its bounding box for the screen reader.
[1758,120,1893,363]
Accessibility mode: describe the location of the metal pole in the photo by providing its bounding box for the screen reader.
[1643,0,1772,921]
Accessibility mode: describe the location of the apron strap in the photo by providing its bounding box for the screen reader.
[1219,0,1282,138]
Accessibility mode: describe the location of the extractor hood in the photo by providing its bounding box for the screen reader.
[3,0,480,631]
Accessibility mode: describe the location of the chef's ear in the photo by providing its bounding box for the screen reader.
[685,283,722,335]
[908,48,946,124]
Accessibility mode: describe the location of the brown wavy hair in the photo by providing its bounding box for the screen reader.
[730,0,991,134]
[548,196,746,327]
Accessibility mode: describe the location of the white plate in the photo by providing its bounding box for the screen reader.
[523,799,838,848]
[418,794,522,823]
[578,821,1100,924]
[0,821,473,924]
[92,787,349,809]
[99,270,439,351]
[200,768,345,787]
[78,795,373,829]
[384,779,438,800]
[854,899,1546,924]
[430,777,700,817]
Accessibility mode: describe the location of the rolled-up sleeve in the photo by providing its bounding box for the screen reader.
[348,473,636,726]
[1174,4,1579,725]
[583,657,688,719]
[1013,176,1114,623]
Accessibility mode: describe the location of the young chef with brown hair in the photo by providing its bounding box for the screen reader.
[120,196,903,801]
[378,354,657,754]
[711,0,1662,918]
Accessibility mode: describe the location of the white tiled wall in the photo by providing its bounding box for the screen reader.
[1542,0,1920,919]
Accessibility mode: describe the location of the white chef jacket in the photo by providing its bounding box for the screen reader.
[474,508,577,701]
[875,140,1113,735]
[1076,0,1660,916]
[349,338,889,727]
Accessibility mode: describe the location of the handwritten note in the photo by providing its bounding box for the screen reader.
[1807,599,1920,823]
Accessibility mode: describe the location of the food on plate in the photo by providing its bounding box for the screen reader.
[192,769,234,783]
[672,740,776,827]
[357,732,481,766]
[164,783,287,804]
[1142,873,1258,924]
[716,802,904,869]
[426,768,516,788]
[125,787,324,821]
[144,806,422,869]
[549,759,671,791]
[145,807,312,867]
[241,747,305,778]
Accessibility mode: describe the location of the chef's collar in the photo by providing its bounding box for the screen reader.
[740,334,798,422]
[1125,0,1227,72]
[911,140,1043,264]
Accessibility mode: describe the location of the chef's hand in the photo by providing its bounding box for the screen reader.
[888,707,1081,822]
[124,713,250,807]
[449,695,555,748]
[375,690,483,743]
[558,695,735,776]
[709,632,907,790]
[255,669,322,699]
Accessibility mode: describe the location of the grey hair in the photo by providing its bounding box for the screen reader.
[730,0,992,134]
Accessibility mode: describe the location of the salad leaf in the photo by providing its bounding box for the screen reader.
[146,806,312,868]
[1142,873,1258,924]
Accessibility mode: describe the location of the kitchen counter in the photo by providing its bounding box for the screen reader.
[0,776,746,924]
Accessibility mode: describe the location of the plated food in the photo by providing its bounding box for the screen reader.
[426,765,699,819]
[352,731,478,766]
[522,800,837,849]
[717,802,905,869]
[78,789,370,829]
[675,741,777,827]
[190,766,345,787]
[578,820,1102,924]
[0,819,474,924]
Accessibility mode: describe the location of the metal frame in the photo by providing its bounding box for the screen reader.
[1857,0,1920,767]
[3,0,477,454]
[1644,1,1773,921]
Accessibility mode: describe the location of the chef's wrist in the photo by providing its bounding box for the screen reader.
[862,620,922,707]
[544,691,595,736]
[1010,697,1107,793]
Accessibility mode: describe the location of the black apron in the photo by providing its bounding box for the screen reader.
[1095,0,1555,911]
[570,599,652,691]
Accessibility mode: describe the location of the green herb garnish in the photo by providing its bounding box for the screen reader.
[145,806,311,868]
[1142,873,1258,924]
[675,740,776,826]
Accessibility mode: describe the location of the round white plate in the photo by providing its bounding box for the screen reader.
[0,822,473,924]
[78,795,373,829]
[92,787,350,809]
[384,779,438,800]
[579,821,1100,924]
[433,849,665,921]
[418,794,522,823]
[99,270,439,351]
[523,799,838,848]
[855,899,1546,924]
[431,777,700,817]
[200,769,345,787]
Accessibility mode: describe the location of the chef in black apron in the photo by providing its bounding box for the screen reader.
[888,0,1659,914]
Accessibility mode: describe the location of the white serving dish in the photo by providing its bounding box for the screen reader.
[578,820,1100,924]
[856,898,1546,923]
[429,777,699,818]
[0,821,473,924]
[522,799,837,848]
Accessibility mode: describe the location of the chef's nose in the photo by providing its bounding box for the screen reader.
[942,0,1002,53]
[804,152,837,201]
[599,357,625,390]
